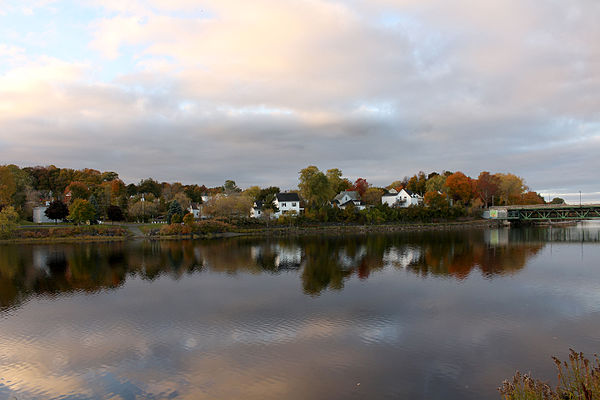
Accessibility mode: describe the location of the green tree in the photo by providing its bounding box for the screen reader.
[326,168,351,194]
[298,166,332,207]
[138,178,162,197]
[167,200,184,223]
[0,206,19,238]
[425,174,446,194]
[223,180,241,194]
[550,197,565,205]
[89,194,101,221]
[68,199,96,225]
[45,200,69,222]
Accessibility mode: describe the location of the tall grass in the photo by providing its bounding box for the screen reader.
[499,350,600,400]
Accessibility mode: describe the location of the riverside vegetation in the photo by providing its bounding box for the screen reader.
[500,350,600,400]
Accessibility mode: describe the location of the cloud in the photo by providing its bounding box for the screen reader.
[0,0,599,196]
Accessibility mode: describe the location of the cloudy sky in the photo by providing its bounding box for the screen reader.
[0,0,599,201]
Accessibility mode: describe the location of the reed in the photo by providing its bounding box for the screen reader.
[499,350,600,400]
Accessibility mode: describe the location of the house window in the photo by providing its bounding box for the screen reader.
[292,203,296,207]
[281,203,286,207]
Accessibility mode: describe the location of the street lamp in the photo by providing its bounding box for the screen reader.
[579,191,582,207]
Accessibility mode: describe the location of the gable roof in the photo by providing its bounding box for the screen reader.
[253,200,264,210]
[382,192,399,197]
[276,192,300,202]
[333,190,360,203]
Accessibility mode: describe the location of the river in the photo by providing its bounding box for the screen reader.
[1,223,599,399]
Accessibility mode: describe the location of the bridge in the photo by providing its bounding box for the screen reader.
[484,204,600,221]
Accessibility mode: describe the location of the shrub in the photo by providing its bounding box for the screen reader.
[499,349,600,400]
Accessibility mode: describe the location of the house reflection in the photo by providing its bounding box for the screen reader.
[0,228,556,309]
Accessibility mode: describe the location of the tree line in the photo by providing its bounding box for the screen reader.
[0,164,563,228]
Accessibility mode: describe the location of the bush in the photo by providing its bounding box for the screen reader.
[499,349,600,400]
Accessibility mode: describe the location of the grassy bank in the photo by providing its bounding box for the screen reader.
[1,225,130,243]
[1,218,502,243]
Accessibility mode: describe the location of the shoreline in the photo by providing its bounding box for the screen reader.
[1,219,503,244]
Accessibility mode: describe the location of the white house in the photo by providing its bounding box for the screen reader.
[274,193,302,217]
[250,193,302,218]
[381,188,423,208]
[250,201,265,218]
[33,201,53,223]
[331,190,366,210]
[188,202,202,219]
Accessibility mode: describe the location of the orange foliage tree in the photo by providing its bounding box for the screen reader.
[445,172,473,204]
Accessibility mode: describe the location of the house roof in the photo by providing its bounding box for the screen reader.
[333,190,360,203]
[382,192,399,197]
[189,202,200,210]
[276,193,300,202]
[253,200,264,210]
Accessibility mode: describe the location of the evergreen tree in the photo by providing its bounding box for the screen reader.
[89,194,100,222]
[167,200,184,223]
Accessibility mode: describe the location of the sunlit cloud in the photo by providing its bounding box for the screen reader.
[0,0,598,196]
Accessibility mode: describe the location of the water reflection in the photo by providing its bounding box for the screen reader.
[0,228,565,309]
[1,225,600,400]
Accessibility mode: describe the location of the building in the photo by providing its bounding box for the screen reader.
[381,188,423,208]
[331,190,366,210]
[250,201,265,218]
[188,202,202,219]
[274,193,302,217]
[33,201,53,223]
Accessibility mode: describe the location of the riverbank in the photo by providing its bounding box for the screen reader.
[1,219,504,243]
[146,218,503,240]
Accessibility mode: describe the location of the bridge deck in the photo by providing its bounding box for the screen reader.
[485,205,600,221]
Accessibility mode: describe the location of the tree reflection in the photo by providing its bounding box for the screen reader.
[0,228,558,309]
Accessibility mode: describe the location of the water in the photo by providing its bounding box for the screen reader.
[1,223,599,399]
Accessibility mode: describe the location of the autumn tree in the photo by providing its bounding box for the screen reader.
[128,196,158,222]
[424,191,449,209]
[298,166,332,207]
[65,181,89,201]
[521,191,545,205]
[204,194,253,218]
[243,186,262,201]
[45,200,69,222]
[0,206,19,238]
[496,173,527,205]
[353,178,369,197]
[407,171,427,195]
[68,199,96,225]
[0,166,17,207]
[425,174,446,194]
[326,169,352,194]
[445,172,473,204]
[363,187,384,205]
[550,197,565,205]
[476,171,499,208]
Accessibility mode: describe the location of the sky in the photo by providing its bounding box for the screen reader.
[0,0,599,203]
